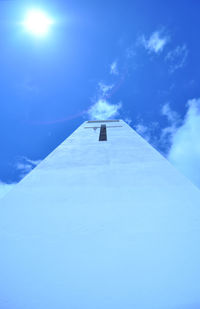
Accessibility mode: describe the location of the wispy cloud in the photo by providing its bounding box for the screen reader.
[110,61,119,75]
[126,46,136,59]
[16,78,39,96]
[167,98,200,188]
[124,117,132,125]
[140,30,169,54]
[160,103,181,151]
[161,102,180,123]
[0,157,41,198]
[134,123,150,140]
[165,44,188,73]
[134,121,159,145]
[88,99,122,120]
[98,82,114,97]
[16,157,41,178]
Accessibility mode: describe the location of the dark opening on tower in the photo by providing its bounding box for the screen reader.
[99,124,107,141]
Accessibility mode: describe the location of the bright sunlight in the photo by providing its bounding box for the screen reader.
[23,9,54,37]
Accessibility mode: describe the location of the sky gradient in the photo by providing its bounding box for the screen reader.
[1,0,200,195]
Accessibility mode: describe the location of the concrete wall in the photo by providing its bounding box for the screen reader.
[0,120,200,309]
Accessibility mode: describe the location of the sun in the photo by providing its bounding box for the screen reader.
[23,9,54,37]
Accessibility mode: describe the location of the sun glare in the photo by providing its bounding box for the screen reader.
[23,9,54,37]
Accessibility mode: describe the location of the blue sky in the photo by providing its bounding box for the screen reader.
[1,0,200,194]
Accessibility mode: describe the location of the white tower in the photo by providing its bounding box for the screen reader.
[1,119,200,309]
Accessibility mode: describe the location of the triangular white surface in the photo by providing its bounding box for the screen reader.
[0,120,200,309]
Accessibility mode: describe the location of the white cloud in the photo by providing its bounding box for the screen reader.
[140,31,169,54]
[88,99,122,120]
[165,44,188,73]
[133,101,200,188]
[134,121,159,144]
[160,103,181,152]
[98,82,114,97]
[25,158,42,166]
[126,46,136,59]
[0,158,41,199]
[16,162,33,174]
[16,157,41,178]
[167,98,200,188]
[0,182,15,199]
[124,117,132,125]
[134,123,149,138]
[110,61,119,75]
[161,102,180,123]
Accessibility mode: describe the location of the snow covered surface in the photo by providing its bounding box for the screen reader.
[0,120,200,309]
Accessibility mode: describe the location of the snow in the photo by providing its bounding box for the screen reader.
[0,120,200,309]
